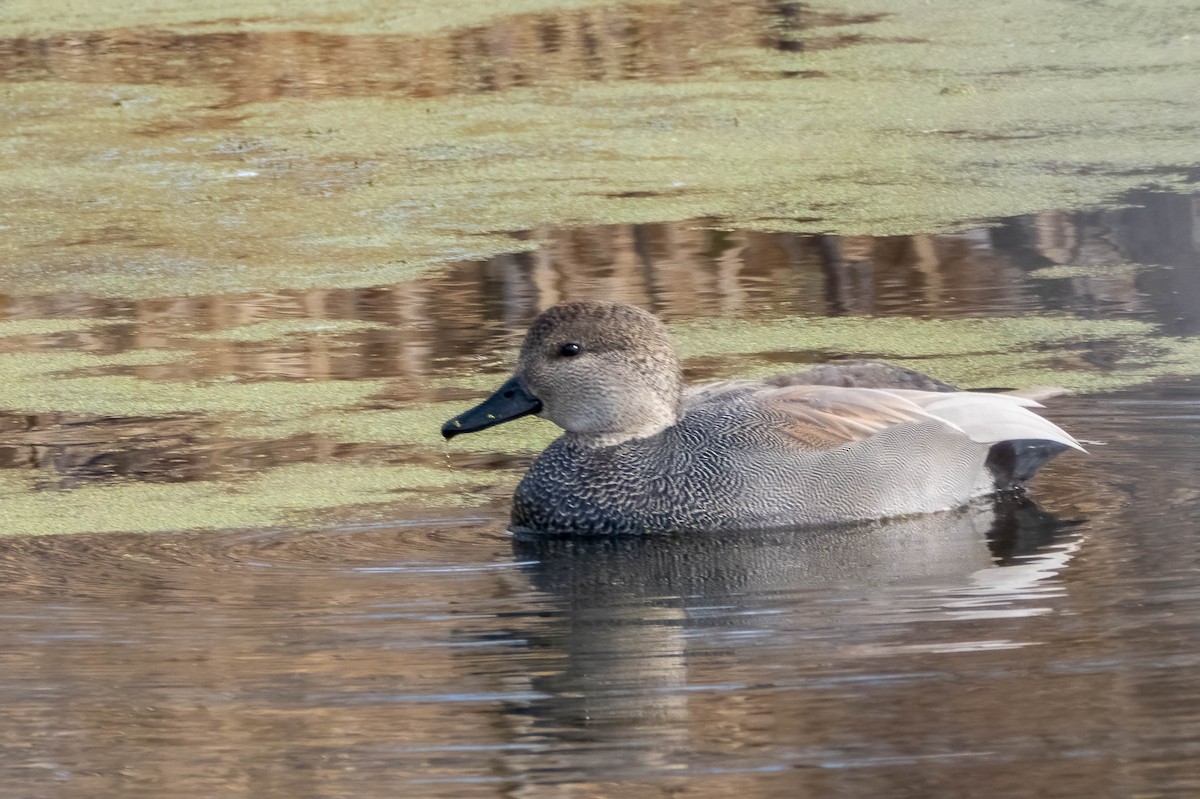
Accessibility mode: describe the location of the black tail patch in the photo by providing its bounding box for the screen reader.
[987,439,1072,487]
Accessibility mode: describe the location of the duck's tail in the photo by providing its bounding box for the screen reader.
[986,439,1074,487]
[885,389,1084,487]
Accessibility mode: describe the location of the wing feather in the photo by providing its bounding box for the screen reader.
[754,385,958,448]
[907,392,1084,451]
[688,382,1083,453]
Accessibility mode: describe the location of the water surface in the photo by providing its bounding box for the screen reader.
[0,194,1197,798]
[0,0,1199,797]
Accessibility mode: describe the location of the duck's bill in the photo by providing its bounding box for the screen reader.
[441,376,543,440]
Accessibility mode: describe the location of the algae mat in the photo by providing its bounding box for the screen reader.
[0,0,675,38]
[0,0,1197,298]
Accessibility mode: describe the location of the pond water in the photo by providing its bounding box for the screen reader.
[1,1,1200,797]
[2,201,1199,799]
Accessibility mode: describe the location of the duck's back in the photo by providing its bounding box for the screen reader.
[510,390,1003,535]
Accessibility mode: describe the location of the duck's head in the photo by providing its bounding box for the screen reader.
[442,301,684,445]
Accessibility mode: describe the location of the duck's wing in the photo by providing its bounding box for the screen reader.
[755,385,954,449]
[691,383,1084,453]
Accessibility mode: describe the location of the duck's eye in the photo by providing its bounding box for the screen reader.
[558,342,582,357]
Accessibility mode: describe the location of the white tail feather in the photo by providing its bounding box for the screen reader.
[895,391,1085,452]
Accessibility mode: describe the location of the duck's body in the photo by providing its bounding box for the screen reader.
[442,302,1082,536]
[513,396,996,535]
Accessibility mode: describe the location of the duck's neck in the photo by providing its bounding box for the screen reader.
[564,396,681,448]
[566,421,672,449]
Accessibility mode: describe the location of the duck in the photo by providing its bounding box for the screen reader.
[441,301,1082,535]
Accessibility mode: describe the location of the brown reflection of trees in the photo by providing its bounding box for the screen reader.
[0,2,864,106]
[998,191,1200,335]
[438,194,1200,330]
[430,222,1059,324]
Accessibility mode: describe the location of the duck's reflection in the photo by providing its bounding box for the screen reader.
[502,495,1074,780]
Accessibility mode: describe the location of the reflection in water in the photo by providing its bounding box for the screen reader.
[1,193,1194,358]
[0,494,1090,798]
[509,497,1065,771]
[0,1,856,105]
[5,190,1196,347]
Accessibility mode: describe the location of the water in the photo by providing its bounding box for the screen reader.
[1,1,1200,797]
[1,204,1198,799]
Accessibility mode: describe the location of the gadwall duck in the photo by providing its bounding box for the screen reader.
[442,301,1082,535]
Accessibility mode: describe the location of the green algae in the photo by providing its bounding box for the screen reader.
[0,463,483,536]
[0,82,530,298]
[669,316,1157,360]
[0,350,187,377]
[0,318,102,338]
[0,0,674,37]
[1029,263,1153,280]
[0,343,547,450]
[1,0,1198,298]
[426,369,520,393]
[901,353,1176,395]
[693,318,1200,394]
[0,350,383,418]
[185,319,391,342]
[836,345,1200,395]
[904,336,1200,394]
[233,404,560,454]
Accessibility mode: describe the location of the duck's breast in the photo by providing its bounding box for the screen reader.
[510,424,751,535]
